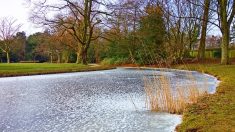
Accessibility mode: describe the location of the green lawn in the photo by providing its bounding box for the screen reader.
[0,63,113,77]
[175,64,235,131]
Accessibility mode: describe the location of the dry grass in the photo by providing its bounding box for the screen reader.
[144,71,208,114]
[175,64,235,131]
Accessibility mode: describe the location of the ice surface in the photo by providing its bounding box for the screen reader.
[0,69,218,132]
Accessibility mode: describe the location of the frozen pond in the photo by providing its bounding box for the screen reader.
[0,68,219,132]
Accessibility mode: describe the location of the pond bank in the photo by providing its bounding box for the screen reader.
[174,64,235,131]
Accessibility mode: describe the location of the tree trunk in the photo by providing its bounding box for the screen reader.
[221,26,230,64]
[218,0,235,65]
[57,53,61,63]
[81,50,88,65]
[6,52,10,63]
[198,33,206,60]
[65,54,69,63]
[76,45,88,65]
[197,0,210,60]
[62,51,69,63]
[50,54,53,63]
[80,46,88,65]
[76,51,81,64]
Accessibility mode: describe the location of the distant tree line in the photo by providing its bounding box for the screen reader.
[0,30,79,63]
[0,0,234,65]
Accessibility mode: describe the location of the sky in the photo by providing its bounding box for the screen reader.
[0,0,42,36]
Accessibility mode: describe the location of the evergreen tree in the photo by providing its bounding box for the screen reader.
[137,5,166,64]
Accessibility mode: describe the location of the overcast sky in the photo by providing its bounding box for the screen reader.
[0,0,42,36]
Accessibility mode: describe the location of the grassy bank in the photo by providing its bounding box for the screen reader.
[0,63,113,77]
[174,64,235,131]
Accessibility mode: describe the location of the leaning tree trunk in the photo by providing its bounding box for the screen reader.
[197,0,210,60]
[6,52,10,63]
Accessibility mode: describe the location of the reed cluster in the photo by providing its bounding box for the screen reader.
[144,72,208,114]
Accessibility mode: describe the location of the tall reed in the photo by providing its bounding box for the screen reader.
[144,71,208,114]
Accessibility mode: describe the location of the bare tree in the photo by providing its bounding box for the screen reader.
[105,0,145,52]
[0,17,21,63]
[160,0,235,65]
[217,0,235,64]
[183,0,235,64]
[197,0,211,60]
[159,0,202,62]
[30,0,107,64]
